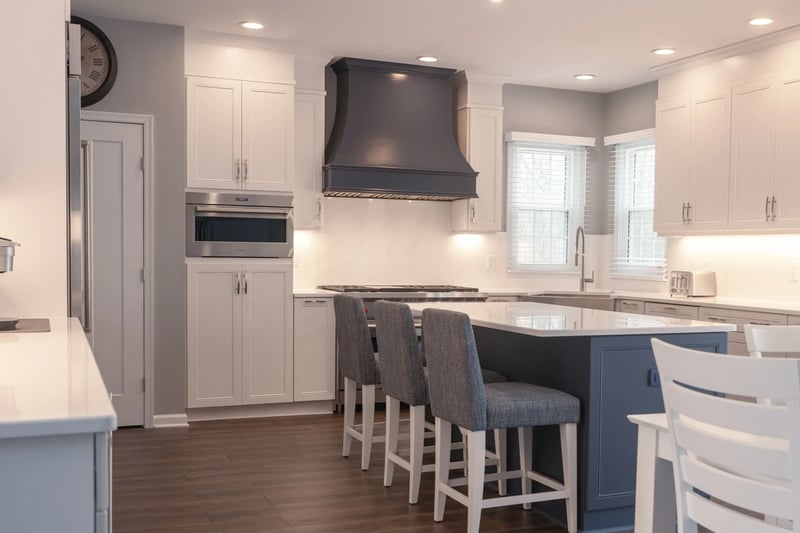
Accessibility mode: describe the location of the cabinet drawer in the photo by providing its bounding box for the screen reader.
[615,299,644,314]
[699,307,788,332]
[788,315,800,326]
[644,301,699,319]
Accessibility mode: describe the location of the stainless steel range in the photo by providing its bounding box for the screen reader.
[320,284,488,409]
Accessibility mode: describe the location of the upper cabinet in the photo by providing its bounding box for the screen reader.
[452,105,504,232]
[293,89,325,229]
[728,73,800,230]
[187,76,294,192]
[654,91,730,235]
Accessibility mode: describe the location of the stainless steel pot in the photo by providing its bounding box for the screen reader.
[0,238,20,273]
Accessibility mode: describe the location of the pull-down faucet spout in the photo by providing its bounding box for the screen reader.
[575,226,594,292]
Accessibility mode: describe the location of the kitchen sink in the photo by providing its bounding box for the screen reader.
[522,291,615,311]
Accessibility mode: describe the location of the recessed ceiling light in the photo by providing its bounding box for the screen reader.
[417,56,439,63]
[239,21,264,30]
[749,17,774,26]
[573,73,596,80]
[490,0,503,3]
[652,48,677,56]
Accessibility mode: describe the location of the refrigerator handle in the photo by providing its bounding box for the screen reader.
[81,140,93,333]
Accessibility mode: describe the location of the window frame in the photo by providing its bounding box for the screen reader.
[505,132,594,274]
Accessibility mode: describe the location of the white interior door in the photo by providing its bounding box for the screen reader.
[81,120,145,427]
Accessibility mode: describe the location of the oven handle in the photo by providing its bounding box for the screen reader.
[195,206,291,217]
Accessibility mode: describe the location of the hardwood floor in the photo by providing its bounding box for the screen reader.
[113,413,569,532]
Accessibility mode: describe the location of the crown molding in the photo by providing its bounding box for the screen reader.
[650,24,800,77]
[604,128,655,146]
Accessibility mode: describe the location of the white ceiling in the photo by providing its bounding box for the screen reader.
[70,0,800,93]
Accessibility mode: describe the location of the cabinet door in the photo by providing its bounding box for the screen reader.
[654,97,692,234]
[187,262,242,407]
[294,89,325,229]
[774,74,800,228]
[242,82,294,192]
[294,297,336,401]
[241,261,293,404]
[187,77,242,189]
[689,90,730,231]
[452,106,503,232]
[729,79,777,230]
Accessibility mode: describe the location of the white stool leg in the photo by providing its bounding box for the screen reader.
[466,429,486,533]
[384,395,400,487]
[342,377,356,457]
[409,404,425,504]
[518,426,533,510]
[459,427,469,477]
[494,428,507,496]
[560,423,578,533]
[361,384,376,471]
[434,417,452,522]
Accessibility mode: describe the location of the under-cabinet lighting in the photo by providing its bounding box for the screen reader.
[573,74,596,80]
[749,17,773,26]
[239,21,264,30]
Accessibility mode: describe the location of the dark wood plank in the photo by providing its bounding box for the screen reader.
[113,413,573,532]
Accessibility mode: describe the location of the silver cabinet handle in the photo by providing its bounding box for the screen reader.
[235,159,241,181]
[243,271,248,295]
[704,316,726,322]
[303,299,329,305]
[686,202,692,222]
[316,199,322,220]
[750,320,773,326]
[772,195,777,221]
[766,196,771,222]
[470,203,477,224]
[682,203,687,224]
[235,271,241,294]
[81,140,94,333]
[243,158,248,181]
[662,306,678,312]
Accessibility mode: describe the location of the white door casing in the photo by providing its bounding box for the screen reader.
[81,117,149,427]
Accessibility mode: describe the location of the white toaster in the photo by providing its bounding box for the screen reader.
[669,270,717,297]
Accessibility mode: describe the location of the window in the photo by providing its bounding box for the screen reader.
[506,132,592,272]
[607,132,667,279]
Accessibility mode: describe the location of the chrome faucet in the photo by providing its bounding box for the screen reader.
[575,226,594,292]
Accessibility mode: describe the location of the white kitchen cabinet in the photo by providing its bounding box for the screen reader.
[293,296,336,401]
[654,91,730,234]
[773,73,800,228]
[293,89,326,229]
[452,105,504,232]
[187,259,293,408]
[187,76,294,192]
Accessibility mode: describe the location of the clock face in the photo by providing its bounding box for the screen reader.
[72,17,117,107]
[80,28,110,97]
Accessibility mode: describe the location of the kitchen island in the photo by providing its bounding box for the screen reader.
[0,317,116,533]
[408,302,734,532]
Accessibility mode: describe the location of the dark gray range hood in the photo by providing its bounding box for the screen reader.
[323,57,478,201]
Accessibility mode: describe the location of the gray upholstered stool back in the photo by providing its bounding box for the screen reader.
[373,301,428,406]
[422,308,487,431]
[334,295,379,385]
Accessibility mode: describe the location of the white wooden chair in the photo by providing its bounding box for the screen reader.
[651,338,800,533]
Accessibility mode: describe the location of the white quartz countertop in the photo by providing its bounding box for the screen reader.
[293,289,337,298]
[408,301,736,337]
[0,317,116,439]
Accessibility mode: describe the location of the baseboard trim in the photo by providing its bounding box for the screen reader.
[152,413,189,428]
[187,401,334,422]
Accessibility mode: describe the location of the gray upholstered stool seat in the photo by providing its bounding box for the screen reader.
[374,300,509,505]
[423,308,579,533]
[485,382,580,429]
[335,294,385,471]
[480,368,508,384]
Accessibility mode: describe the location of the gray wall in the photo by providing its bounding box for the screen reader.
[81,16,186,416]
[503,84,607,234]
[604,81,658,136]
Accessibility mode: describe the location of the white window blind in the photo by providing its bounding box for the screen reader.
[608,136,667,279]
[507,138,588,272]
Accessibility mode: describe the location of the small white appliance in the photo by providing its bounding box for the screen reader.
[669,270,717,297]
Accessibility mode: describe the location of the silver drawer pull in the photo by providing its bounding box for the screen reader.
[750,321,773,326]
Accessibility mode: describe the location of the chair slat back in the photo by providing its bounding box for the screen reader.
[744,325,800,357]
[652,338,800,532]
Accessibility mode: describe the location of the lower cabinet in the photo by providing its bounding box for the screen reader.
[187,259,293,408]
[293,297,335,401]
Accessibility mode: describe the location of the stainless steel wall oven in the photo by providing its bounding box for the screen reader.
[186,192,293,258]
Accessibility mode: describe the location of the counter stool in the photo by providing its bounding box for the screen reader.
[422,308,580,533]
[373,301,509,504]
[334,294,384,471]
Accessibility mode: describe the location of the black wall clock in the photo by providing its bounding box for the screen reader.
[72,16,118,107]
